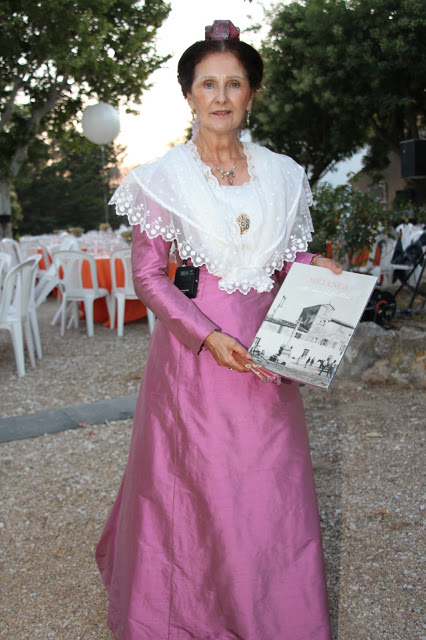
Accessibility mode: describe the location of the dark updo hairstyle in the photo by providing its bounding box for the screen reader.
[177,39,264,98]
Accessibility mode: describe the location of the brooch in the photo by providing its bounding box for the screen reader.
[236,213,250,235]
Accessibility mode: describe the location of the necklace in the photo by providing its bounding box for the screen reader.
[216,164,236,185]
[195,143,241,186]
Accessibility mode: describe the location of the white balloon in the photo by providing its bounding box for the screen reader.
[82,102,120,145]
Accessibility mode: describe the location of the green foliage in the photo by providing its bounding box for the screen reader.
[251,0,426,184]
[308,183,346,256]
[0,0,171,216]
[15,131,122,235]
[309,183,400,267]
[390,187,426,226]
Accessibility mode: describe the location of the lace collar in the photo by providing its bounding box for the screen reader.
[110,142,313,295]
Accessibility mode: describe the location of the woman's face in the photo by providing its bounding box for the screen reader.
[187,52,254,137]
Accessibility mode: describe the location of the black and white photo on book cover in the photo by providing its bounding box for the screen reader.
[249,263,377,389]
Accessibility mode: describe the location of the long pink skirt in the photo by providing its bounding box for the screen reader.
[96,268,331,640]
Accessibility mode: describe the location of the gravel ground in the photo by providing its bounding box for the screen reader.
[0,297,424,640]
[0,299,150,418]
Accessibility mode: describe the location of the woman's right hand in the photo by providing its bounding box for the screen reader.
[203,330,251,372]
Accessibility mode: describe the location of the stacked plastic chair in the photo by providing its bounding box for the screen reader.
[0,238,23,267]
[0,257,37,377]
[0,251,12,290]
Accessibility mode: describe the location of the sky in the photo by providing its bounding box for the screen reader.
[113,0,363,184]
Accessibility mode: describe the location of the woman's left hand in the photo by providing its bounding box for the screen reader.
[311,255,343,274]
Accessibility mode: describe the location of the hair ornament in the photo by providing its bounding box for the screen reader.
[205,20,240,41]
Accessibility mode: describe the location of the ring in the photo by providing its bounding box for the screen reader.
[228,367,233,370]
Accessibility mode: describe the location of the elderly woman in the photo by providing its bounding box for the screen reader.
[96,20,340,640]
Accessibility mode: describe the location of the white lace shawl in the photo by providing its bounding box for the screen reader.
[110,141,313,295]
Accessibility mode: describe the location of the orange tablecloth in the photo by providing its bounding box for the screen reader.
[81,257,177,326]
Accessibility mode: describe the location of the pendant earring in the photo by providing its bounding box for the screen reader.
[246,110,251,126]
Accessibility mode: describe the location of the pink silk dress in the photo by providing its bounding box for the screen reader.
[95,228,332,640]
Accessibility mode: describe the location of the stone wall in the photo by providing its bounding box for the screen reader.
[340,322,425,389]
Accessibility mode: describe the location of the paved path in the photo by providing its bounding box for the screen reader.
[0,395,137,443]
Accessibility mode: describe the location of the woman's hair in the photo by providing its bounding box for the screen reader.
[177,39,263,98]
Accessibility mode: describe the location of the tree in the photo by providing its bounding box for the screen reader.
[15,131,123,235]
[0,0,171,230]
[251,0,426,184]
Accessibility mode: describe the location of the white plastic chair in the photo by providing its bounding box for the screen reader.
[59,234,80,251]
[0,251,12,290]
[110,248,139,337]
[24,258,65,342]
[52,250,111,337]
[0,238,23,266]
[19,237,40,258]
[34,263,63,310]
[378,235,412,287]
[110,248,156,336]
[37,244,52,272]
[0,258,37,377]
[27,254,43,359]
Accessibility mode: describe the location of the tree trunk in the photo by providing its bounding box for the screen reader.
[0,178,12,239]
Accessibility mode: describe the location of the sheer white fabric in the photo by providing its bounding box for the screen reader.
[186,139,256,187]
[110,141,313,294]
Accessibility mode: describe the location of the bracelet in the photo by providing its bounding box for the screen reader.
[310,254,322,266]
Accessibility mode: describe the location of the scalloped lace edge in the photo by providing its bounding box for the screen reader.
[131,219,313,295]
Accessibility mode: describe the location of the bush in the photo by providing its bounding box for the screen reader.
[309,183,400,268]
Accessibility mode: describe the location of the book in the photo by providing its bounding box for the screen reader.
[248,263,377,389]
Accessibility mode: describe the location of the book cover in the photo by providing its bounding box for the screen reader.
[249,263,377,389]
